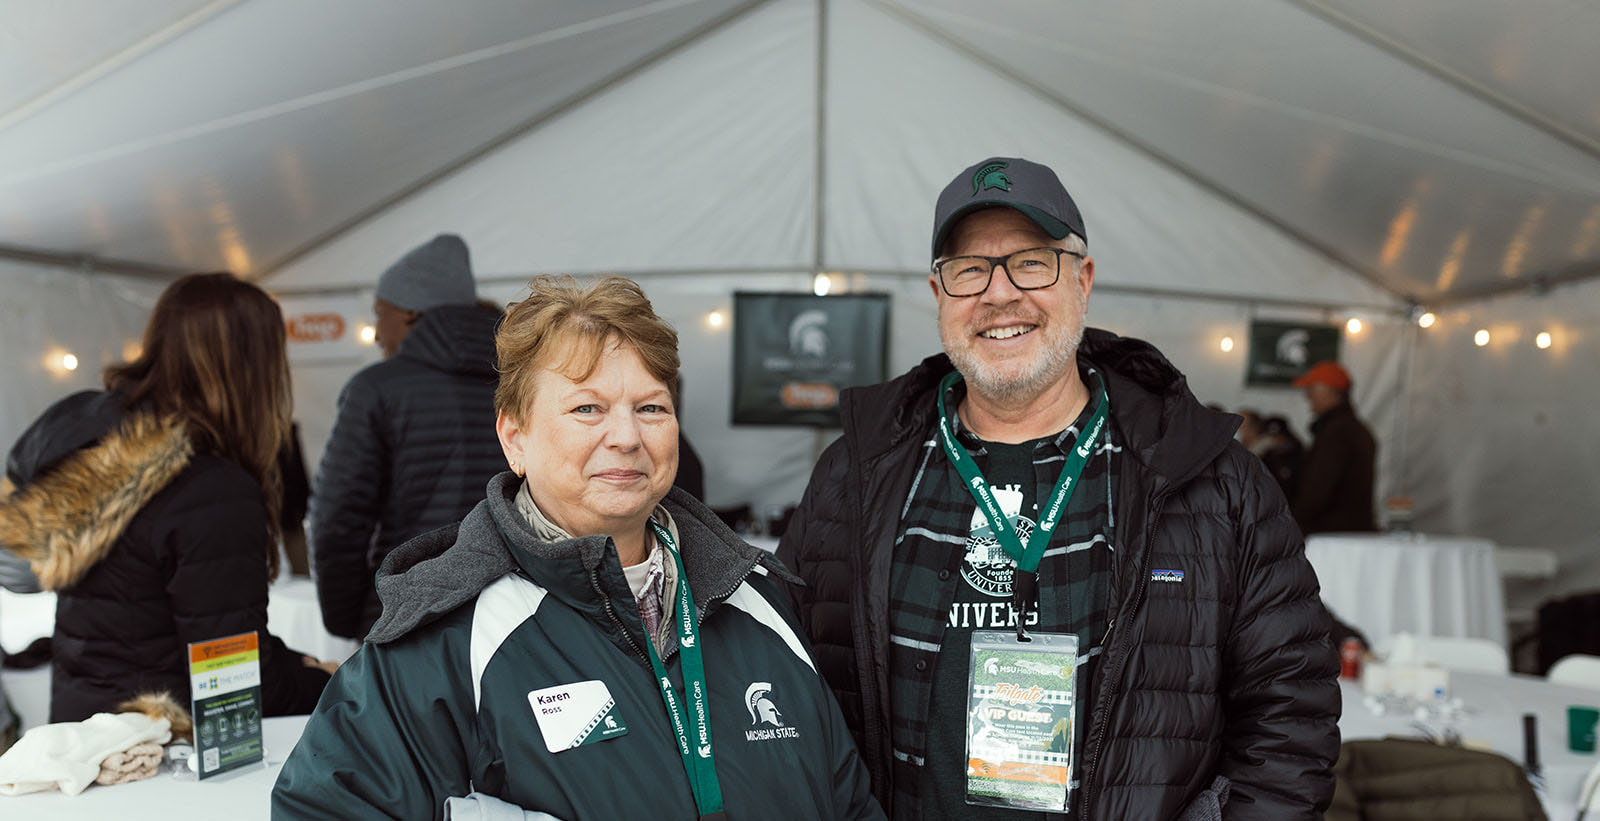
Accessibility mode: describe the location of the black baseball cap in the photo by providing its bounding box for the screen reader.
[930,157,1086,259]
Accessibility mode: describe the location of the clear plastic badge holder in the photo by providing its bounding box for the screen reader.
[965,629,1080,811]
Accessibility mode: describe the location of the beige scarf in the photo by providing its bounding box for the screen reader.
[513,481,680,653]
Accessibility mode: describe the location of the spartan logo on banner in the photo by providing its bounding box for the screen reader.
[731,292,889,426]
[1246,321,1341,387]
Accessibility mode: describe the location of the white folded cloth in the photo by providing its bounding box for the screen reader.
[443,791,564,821]
[0,712,171,796]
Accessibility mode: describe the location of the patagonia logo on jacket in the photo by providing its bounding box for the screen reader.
[1150,569,1184,583]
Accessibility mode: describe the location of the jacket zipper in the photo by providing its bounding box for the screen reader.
[593,556,762,666]
[590,569,648,664]
[1078,493,1166,819]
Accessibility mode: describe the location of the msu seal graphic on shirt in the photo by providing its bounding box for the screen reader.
[961,484,1031,597]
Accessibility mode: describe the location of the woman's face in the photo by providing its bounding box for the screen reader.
[497,340,679,538]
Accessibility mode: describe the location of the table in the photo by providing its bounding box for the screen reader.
[1307,533,1506,647]
[1,715,306,819]
[1340,672,1600,817]
[265,577,359,664]
[0,589,55,657]
[2,579,353,733]
[2,579,355,665]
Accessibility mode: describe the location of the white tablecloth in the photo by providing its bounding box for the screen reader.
[1340,673,1600,818]
[1308,533,1506,647]
[1,715,307,819]
[0,589,55,656]
[266,577,359,664]
[4,579,355,665]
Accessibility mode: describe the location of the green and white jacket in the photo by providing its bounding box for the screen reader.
[273,473,880,821]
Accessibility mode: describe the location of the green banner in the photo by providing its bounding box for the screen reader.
[1246,320,1341,387]
[731,292,889,426]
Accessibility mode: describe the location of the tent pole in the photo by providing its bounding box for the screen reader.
[269,264,1406,314]
[0,244,183,281]
[811,0,832,467]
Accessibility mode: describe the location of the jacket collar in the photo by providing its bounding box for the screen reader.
[839,328,1237,490]
[367,472,797,645]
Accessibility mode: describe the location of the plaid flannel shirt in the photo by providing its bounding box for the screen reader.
[887,366,1120,817]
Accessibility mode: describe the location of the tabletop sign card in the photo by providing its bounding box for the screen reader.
[188,631,264,779]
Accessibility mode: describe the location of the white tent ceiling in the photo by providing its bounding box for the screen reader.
[2,0,1598,308]
[3,0,1597,607]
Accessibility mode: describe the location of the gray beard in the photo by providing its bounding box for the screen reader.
[944,320,1084,406]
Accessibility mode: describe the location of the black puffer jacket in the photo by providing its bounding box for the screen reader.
[777,328,1341,820]
[0,391,330,722]
[310,303,505,639]
[1292,402,1378,536]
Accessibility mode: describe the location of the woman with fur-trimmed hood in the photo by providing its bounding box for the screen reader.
[0,273,336,724]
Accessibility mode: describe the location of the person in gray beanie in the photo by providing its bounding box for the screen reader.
[310,234,508,639]
[371,234,479,358]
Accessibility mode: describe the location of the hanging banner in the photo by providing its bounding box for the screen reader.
[731,292,889,427]
[1246,320,1341,387]
[277,295,373,364]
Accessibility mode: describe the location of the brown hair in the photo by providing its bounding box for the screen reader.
[105,272,292,578]
[495,276,679,423]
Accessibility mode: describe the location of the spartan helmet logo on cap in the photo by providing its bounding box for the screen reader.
[745,681,784,727]
[971,161,1012,195]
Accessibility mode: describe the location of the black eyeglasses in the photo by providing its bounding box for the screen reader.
[932,247,1084,297]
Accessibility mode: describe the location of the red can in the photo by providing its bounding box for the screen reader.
[1340,638,1363,679]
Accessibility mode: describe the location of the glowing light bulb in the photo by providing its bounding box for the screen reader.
[1417,312,1436,329]
[812,274,831,296]
[706,310,726,329]
[1474,329,1490,347]
[1346,317,1363,334]
[61,353,78,371]
[358,325,377,345]
[1219,336,1234,353]
[1536,331,1552,350]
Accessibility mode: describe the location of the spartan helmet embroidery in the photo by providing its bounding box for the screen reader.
[745,681,784,727]
[972,161,1012,195]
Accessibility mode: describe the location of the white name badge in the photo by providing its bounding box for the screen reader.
[529,680,629,753]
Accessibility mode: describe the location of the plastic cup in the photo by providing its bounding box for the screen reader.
[1569,705,1599,753]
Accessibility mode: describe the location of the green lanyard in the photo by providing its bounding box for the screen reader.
[936,370,1109,638]
[641,520,726,820]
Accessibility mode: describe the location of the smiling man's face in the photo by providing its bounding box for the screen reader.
[931,207,1094,405]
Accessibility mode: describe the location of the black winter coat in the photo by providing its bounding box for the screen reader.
[0,391,330,723]
[310,303,506,639]
[777,328,1341,820]
[1292,402,1378,536]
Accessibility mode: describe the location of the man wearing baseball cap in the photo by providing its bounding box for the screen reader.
[779,158,1337,819]
[1291,360,1378,535]
[310,234,507,640]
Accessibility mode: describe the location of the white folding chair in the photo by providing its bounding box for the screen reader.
[1548,653,1600,689]
[1416,636,1511,674]
[1378,634,1511,675]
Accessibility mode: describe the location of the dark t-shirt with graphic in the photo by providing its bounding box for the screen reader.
[886,369,1119,820]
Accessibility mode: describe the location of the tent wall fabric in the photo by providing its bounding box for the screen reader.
[3,0,1596,612]
[261,0,816,290]
[0,260,164,453]
[1400,275,1600,603]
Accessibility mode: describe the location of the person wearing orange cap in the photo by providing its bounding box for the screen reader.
[1290,361,1378,535]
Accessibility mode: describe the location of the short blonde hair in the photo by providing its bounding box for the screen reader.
[495,275,680,423]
